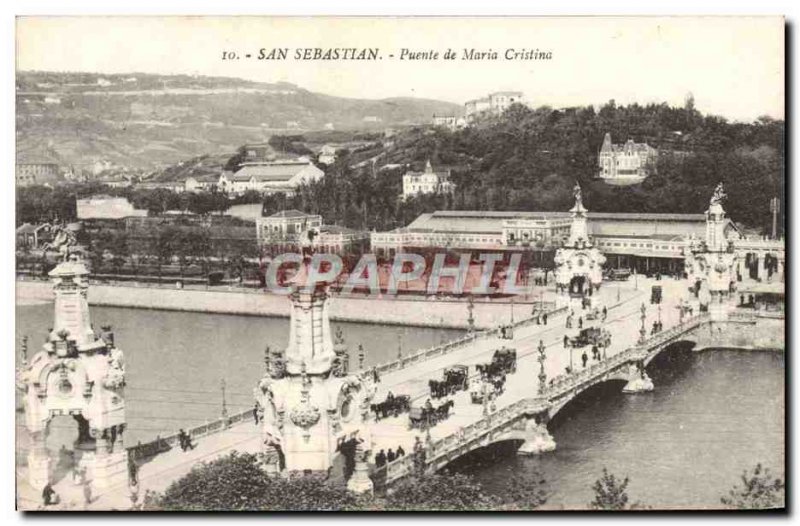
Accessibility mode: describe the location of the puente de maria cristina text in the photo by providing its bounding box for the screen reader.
[16,184,784,508]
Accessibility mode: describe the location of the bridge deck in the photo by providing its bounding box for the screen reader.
[367,276,688,461]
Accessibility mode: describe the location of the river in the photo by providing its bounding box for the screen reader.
[16,303,784,509]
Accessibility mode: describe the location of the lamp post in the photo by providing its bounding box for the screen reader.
[657,303,662,330]
[639,302,647,343]
[467,296,475,334]
[220,378,228,419]
[397,334,403,360]
[537,340,547,393]
[569,340,574,372]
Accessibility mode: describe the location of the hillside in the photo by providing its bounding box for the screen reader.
[15,71,461,171]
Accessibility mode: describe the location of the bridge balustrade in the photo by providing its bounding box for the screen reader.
[127,406,254,461]
[372,306,568,378]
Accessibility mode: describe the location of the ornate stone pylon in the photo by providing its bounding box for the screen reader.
[18,255,127,490]
[684,183,738,320]
[255,243,376,488]
[554,183,606,303]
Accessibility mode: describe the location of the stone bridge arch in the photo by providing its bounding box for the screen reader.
[642,338,698,367]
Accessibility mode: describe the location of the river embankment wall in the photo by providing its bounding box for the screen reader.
[694,315,785,351]
[16,280,532,330]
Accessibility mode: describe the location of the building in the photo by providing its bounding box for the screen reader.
[315,225,370,255]
[597,133,657,185]
[218,160,324,196]
[318,145,337,165]
[76,196,148,220]
[464,91,525,123]
[16,223,52,249]
[432,115,466,131]
[401,160,455,200]
[184,175,218,193]
[255,210,368,255]
[135,181,185,192]
[371,208,742,276]
[96,175,133,189]
[256,210,323,248]
[16,163,60,187]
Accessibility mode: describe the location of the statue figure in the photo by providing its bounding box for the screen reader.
[710,182,726,205]
[573,182,582,204]
[43,222,78,262]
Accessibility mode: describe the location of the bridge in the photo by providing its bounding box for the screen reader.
[16,268,783,511]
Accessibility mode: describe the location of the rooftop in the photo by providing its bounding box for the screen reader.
[268,209,318,219]
[233,162,315,182]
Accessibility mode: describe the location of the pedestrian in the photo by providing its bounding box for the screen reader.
[578,317,583,329]
[543,313,548,325]
[42,483,57,506]
[602,306,608,319]
[581,351,588,368]
[375,449,387,467]
[592,345,599,360]
[387,448,396,463]
[253,401,260,425]
[83,480,93,508]
[563,335,569,348]
[396,445,405,457]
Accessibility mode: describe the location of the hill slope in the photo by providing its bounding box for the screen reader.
[15,71,461,171]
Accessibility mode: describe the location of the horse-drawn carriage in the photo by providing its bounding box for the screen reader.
[429,365,469,399]
[569,327,611,348]
[606,268,632,281]
[408,400,455,430]
[476,348,517,379]
[370,393,412,420]
[470,376,506,404]
[651,285,663,305]
[585,307,601,321]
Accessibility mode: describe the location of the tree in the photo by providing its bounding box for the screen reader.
[589,468,642,510]
[720,463,785,510]
[385,470,547,511]
[147,452,363,511]
[385,472,501,511]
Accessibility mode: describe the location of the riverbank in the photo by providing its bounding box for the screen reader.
[16,279,548,330]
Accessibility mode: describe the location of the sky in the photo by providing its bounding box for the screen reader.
[15,16,785,122]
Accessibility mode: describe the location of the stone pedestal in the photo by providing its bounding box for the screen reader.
[90,451,127,489]
[27,437,51,491]
[622,372,654,393]
[346,458,374,495]
[708,300,731,322]
[517,419,556,455]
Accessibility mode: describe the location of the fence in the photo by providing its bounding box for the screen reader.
[372,305,567,377]
[127,407,254,462]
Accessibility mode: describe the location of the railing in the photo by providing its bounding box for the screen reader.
[127,407,254,461]
[376,313,714,488]
[372,306,567,377]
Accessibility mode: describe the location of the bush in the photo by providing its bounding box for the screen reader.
[721,463,785,510]
[148,452,361,511]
